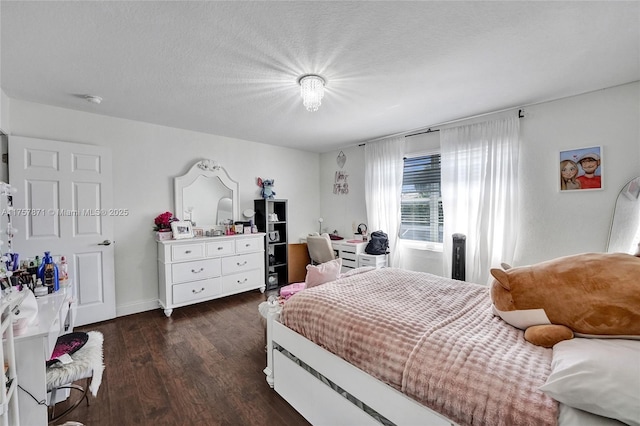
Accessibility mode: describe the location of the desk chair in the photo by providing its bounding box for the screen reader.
[46,331,104,424]
[306,233,336,264]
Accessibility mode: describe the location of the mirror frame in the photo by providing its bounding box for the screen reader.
[174,159,239,228]
[606,176,640,254]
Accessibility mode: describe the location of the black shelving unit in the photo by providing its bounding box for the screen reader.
[254,199,288,290]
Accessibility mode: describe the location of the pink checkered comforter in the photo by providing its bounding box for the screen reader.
[280,268,558,426]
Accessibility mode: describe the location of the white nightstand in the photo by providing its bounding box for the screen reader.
[357,253,388,269]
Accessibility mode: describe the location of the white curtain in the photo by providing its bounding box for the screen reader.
[365,137,405,267]
[441,116,520,284]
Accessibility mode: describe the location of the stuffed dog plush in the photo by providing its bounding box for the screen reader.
[490,252,640,347]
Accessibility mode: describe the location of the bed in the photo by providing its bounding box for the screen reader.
[264,267,637,426]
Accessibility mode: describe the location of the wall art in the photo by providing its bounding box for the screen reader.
[559,146,602,191]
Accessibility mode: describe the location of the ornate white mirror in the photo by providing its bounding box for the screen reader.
[607,176,640,254]
[174,159,239,229]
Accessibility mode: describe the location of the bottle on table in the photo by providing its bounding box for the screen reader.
[37,251,59,294]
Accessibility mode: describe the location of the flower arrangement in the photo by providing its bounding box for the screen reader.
[153,211,178,232]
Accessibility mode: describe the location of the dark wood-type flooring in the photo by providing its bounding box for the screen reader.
[54,290,310,426]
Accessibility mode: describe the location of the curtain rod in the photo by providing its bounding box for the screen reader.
[404,109,525,138]
[357,108,525,147]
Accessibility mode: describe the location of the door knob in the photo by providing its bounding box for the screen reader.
[98,240,112,246]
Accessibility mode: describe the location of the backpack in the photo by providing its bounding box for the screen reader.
[365,231,389,255]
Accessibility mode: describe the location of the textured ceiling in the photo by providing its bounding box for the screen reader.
[1,1,639,153]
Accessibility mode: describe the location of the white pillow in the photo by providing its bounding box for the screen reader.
[558,404,626,426]
[305,258,342,288]
[539,338,640,426]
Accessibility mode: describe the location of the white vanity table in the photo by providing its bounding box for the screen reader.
[157,234,266,317]
[14,283,75,426]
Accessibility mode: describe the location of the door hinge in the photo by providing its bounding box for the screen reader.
[2,154,7,164]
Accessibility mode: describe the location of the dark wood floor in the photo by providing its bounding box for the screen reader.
[58,291,310,426]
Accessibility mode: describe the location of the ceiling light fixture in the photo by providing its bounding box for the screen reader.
[84,95,103,104]
[298,74,325,112]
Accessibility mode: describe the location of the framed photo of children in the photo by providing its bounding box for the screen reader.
[559,146,602,191]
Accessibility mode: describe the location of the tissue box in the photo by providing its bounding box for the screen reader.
[280,282,306,299]
[156,231,173,241]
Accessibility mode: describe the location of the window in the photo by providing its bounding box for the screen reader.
[400,153,443,243]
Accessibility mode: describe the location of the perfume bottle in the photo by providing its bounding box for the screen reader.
[38,251,59,293]
[59,256,69,281]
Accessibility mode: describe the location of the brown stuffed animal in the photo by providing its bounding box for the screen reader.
[490,252,640,348]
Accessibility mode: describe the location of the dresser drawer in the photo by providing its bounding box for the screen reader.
[171,258,221,284]
[171,243,205,261]
[173,278,222,305]
[221,252,263,275]
[235,236,264,254]
[222,268,263,294]
[341,258,358,269]
[358,253,388,268]
[205,240,235,257]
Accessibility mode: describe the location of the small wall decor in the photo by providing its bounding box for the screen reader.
[334,170,349,195]
[559,146,602,191]
[336,151,347,169]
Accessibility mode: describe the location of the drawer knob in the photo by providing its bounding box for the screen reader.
[217,246,223,250]
[192,287,205,294]
[185,250,192,254]
[191,268,204,274]
[245,243,250,247]
[237,261,247,267]
[237,278,248,284]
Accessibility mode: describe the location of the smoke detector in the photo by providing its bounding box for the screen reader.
[84,95,103,104]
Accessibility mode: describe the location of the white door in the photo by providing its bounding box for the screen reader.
[9,135,115,326]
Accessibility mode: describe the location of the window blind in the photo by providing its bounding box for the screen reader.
[400,154,443,243]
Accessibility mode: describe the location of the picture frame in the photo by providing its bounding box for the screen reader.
[171,220,194,239]
[559,146,603,191]
[193,227,204,237]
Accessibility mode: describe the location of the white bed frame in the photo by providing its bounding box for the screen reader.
[264,302,456,426]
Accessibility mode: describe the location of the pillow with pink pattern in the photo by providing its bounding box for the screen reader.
[47,332,88,367]
[305,258,342,288]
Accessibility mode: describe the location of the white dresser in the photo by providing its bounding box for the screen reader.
[157,234,266,317]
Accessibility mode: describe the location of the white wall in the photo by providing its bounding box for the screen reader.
[7,99,320,316]
[0,89,9,190]
[318,145,367,239]
[515,82,640,264]
[0,90,7,134]
[320,82,640,275]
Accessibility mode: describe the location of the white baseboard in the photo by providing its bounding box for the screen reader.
[116,299,160,318]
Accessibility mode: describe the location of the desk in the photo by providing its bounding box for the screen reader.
[14,284,75,426]
[288,243,310,283]
[331,241,367,273]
